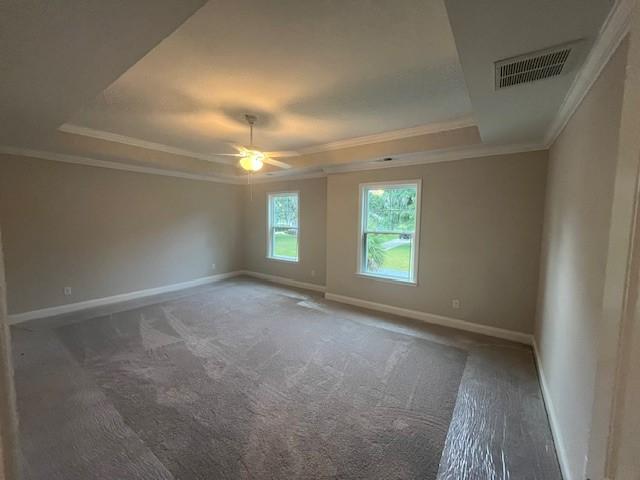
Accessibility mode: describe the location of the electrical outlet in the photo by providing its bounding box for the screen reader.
[452,299,460,309]
[63,286,72,296]
[311,269,316,277]
[211,263,216,271]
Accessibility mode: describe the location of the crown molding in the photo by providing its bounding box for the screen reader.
[247,142,546,183]
[59,117,477,162]
[296,115,477,155]
[58,116,476,169]
[51,0,632,172]
[321,142,546,174]
[544,0,633,147]
[250,169,327,184]
[0,146,243,185]
[58,123,239,166]
[0,141,547,187]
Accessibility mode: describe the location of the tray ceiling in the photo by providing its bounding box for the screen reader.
[66,0,472,156]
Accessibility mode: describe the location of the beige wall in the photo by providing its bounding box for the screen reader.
[0,227,19,480]
[608,9,640,478]
[326,151,548,334]
[535,38,629,480]
[243,177,327,286]
[0,154,244,314]
[2,148,547,340]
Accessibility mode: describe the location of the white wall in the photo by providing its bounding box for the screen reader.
[535,38,629,480]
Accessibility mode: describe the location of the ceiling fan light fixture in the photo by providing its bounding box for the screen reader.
[237,114,266,172]
[239,149,264,172]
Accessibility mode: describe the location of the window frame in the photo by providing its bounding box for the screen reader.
[356,180,421,285]
[267,191,300,263]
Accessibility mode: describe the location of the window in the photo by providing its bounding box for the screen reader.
[268,192,299,262]
[358,181,420,283]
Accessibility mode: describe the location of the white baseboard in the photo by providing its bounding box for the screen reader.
[241,270,326,293]
[8,271,243,325]
[533,340,571,480]
[324,292,533,345]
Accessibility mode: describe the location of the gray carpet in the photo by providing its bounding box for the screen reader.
[13,281,467,479]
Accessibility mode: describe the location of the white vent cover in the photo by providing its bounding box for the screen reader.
[495,42,580,89]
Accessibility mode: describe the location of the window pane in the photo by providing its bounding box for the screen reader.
[273,227,298,259]
[365,232,412,280]
[272,194,298,227]
[366,186,417,233]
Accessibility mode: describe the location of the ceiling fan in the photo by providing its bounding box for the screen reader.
[213,114,289,172]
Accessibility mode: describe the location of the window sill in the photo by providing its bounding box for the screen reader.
[355,272,417,286]
[267,256,299,264]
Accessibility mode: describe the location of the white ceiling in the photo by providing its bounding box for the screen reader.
[0,0,618,180]
[445,0,613,144]
[66,0,473,155]
[0,0,207,147]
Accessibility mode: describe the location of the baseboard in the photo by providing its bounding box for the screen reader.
[241,271,326,293]
[533,339,571,480]
[324,292,533,345]
[7,271,243,325]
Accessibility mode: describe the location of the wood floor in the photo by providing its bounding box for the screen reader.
[11,277,562,479]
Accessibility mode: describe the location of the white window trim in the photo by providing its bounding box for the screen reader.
[356,179,421,285]
[267,191,300,263]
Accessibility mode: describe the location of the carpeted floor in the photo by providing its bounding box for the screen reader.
[11,277,563,479]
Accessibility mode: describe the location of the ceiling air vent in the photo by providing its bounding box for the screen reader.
[495,42,580,90]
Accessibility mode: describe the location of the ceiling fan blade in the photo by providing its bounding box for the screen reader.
[220,146,292,168]
[266,150,299,158]
[210,153,243,157]
[263,156,292,169]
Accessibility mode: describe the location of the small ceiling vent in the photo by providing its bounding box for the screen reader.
[495,41,580,90]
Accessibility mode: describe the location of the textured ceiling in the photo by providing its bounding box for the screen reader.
[67,0,473,156]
